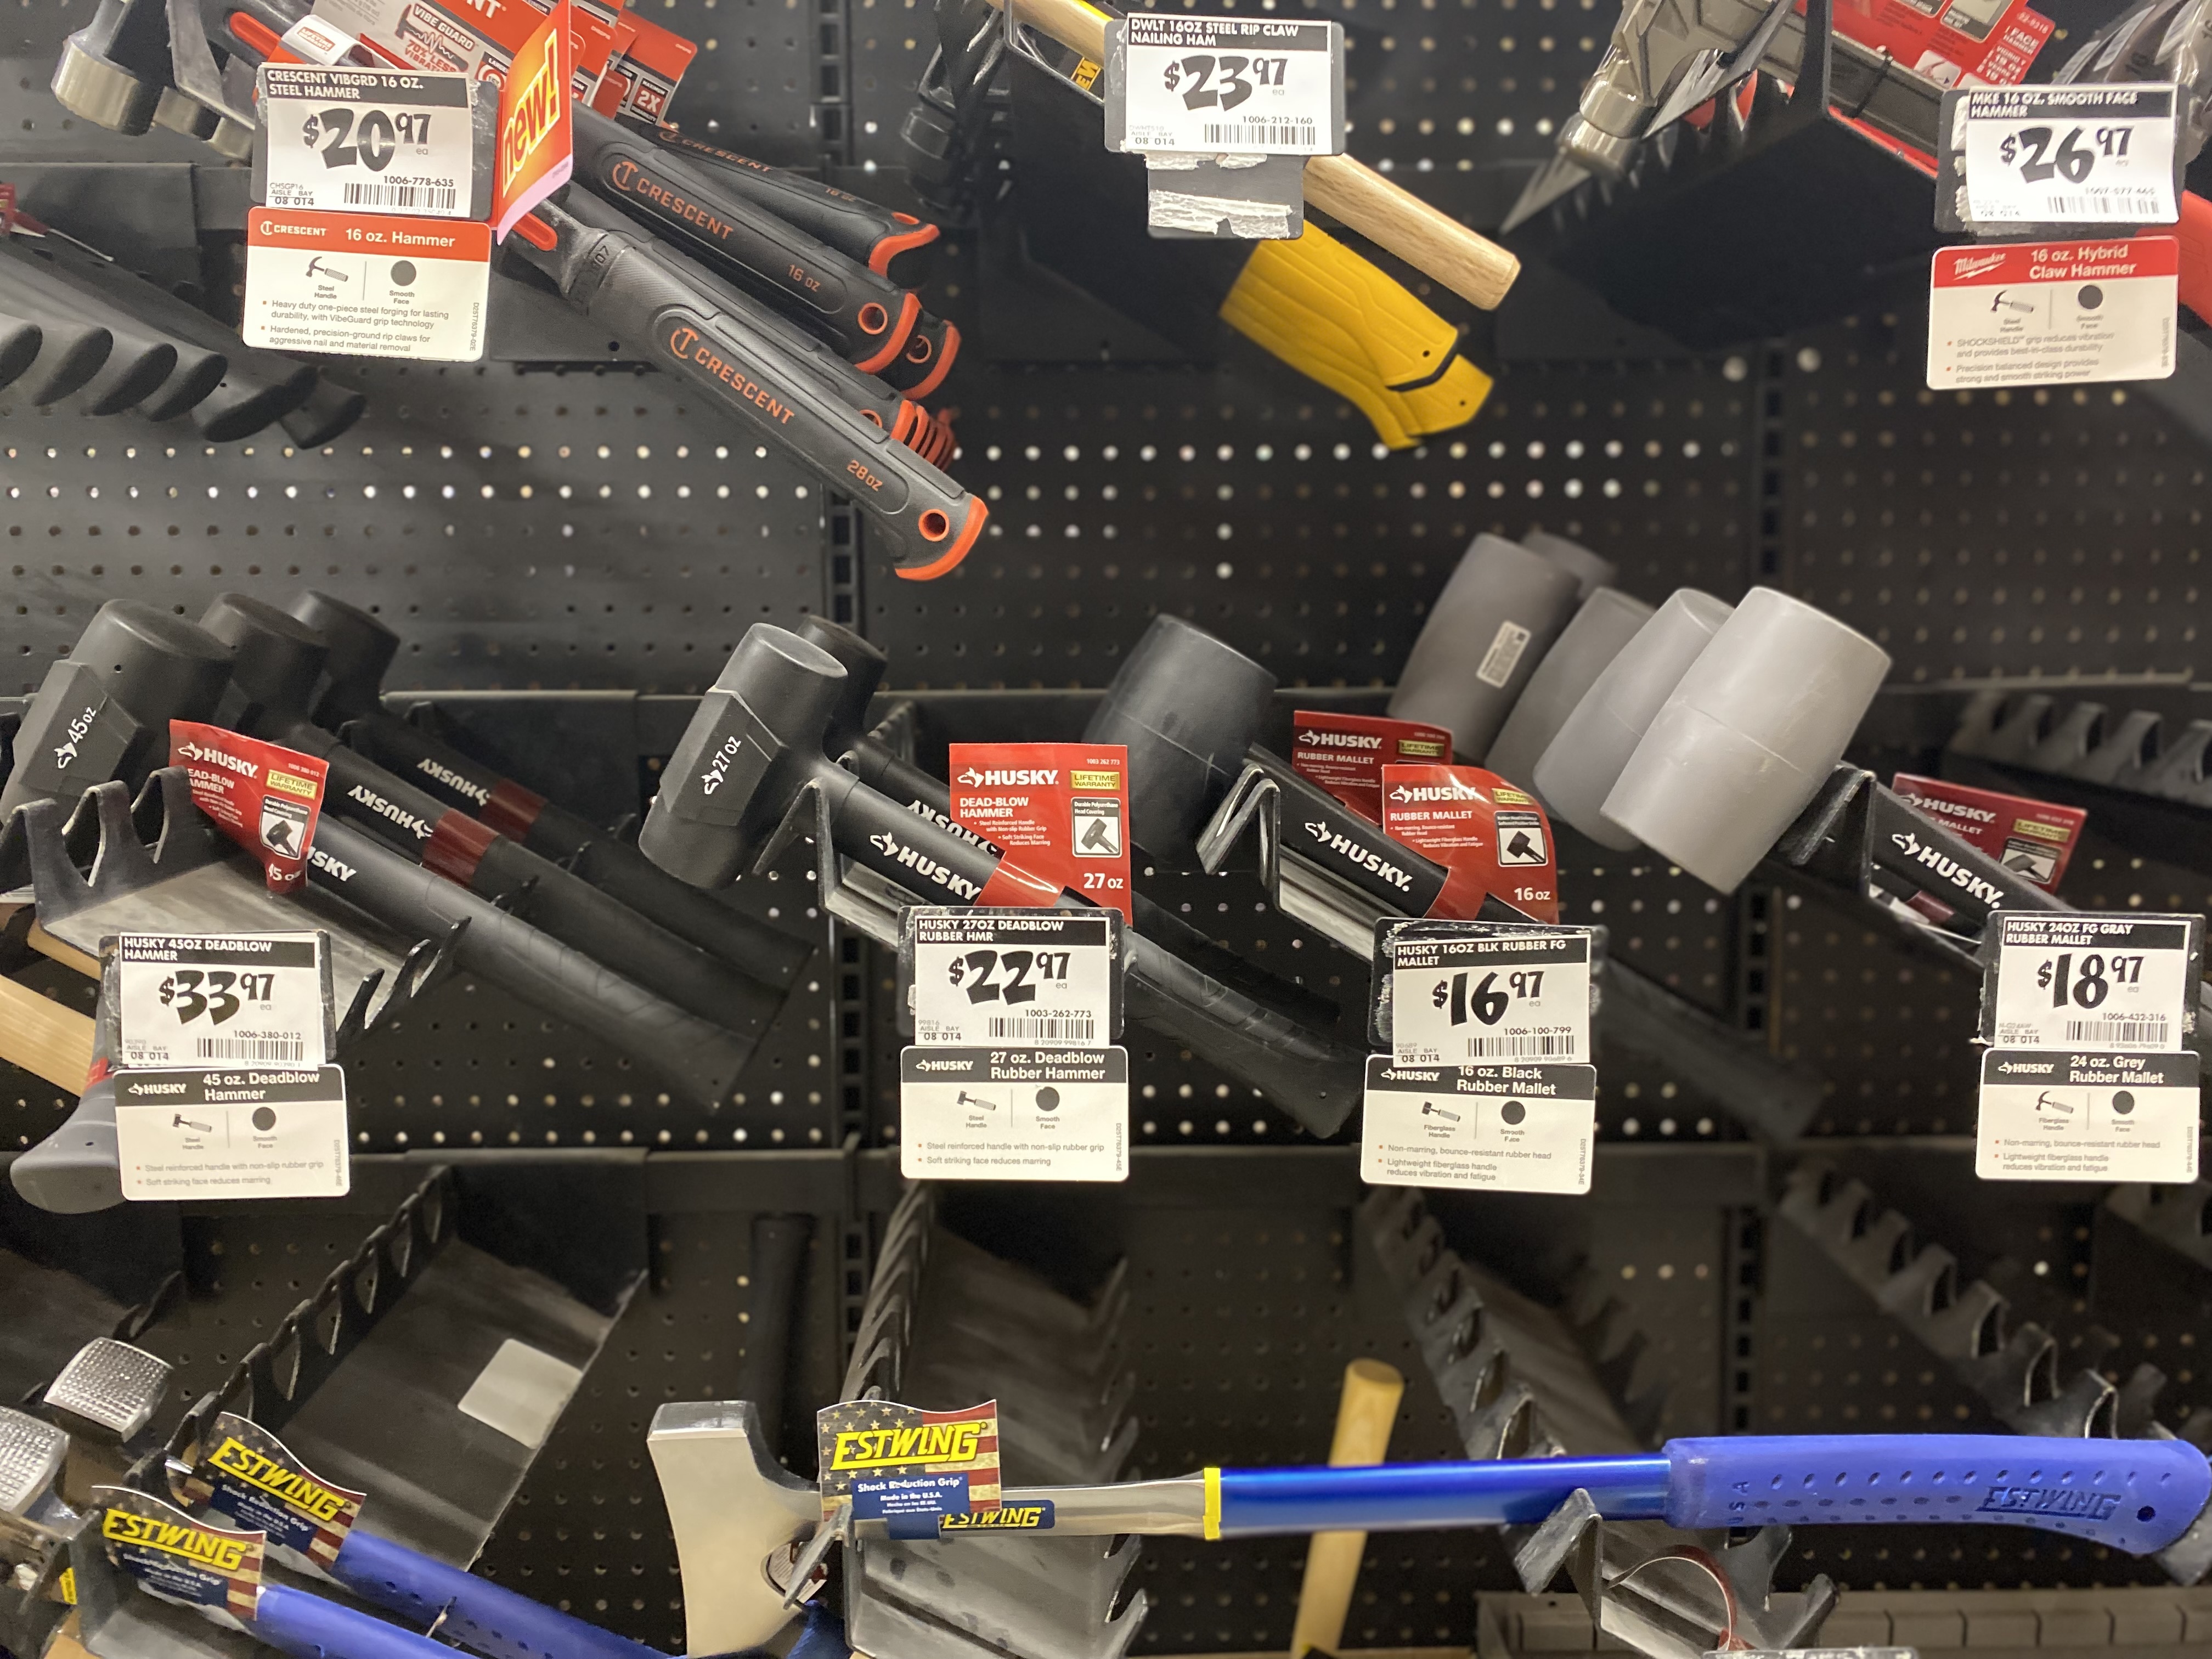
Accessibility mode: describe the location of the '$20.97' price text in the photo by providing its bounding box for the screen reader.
[300,107,436,172]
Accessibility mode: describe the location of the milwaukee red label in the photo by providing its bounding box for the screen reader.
[1893,772,2085,892]
[1290,710,1453,825]
[1381,764,1559,923]
[949,743,1132,919]
[1927,237,2177,390]
[168,722,330,894]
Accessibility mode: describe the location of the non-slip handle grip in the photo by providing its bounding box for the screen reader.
[330,1531,668,1659]
[1662,1434,2209,1554]
[249,1582,468,1659]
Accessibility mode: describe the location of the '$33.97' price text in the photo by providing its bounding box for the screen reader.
[159,969,276,1026]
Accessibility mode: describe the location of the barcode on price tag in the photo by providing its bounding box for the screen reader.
[1961,84,2177,225]
[1388,931,1592,1065]
[905,910,1120,1047]
[1980,911,2202,1052]
[255,66,487,221]
[1105,14,1343,156]
[110,933,333,1071]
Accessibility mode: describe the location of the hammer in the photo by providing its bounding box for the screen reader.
[635,625,1365,1136]
[285,590,811,992]
[1290,1359,1406,1659]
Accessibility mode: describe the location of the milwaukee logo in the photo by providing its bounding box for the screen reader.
[206,1439,351,1523]
[1950,250,2009,280]
[348,783,433,842]
[100,1511,251,1573]
[53,700,101,771]
[416,757,491,805]
[309,847,357,882]
[830,1421,985,1470]
[957,767,1058,787]
[1299,731,1382,750]
[868,830,983,900]
[1388,781,1482,803]
[1978,1485,2120,1521]
[1890,831,2003,906]
[1302,821,1413,890]
[906,798,993,850]
[177,741,259,781]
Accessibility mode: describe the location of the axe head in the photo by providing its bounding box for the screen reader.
[647,1401,820,1654]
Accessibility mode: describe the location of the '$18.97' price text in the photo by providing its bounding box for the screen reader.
[159,969,276,1027]
[2034,951,2144,1009]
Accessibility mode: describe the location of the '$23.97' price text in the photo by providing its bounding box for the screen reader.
[159,969,276,1027]
[1160,54,1289,110]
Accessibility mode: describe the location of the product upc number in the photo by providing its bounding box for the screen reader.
[2034,951,2145,1009]
[302,107,434,172]
[1160,54,1289,111]
[1996,123,2131,184]
[159,969,276,1026]
[946,949,1074,1006]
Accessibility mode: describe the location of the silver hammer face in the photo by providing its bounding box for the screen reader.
[647,1401,820,1654]
[42,1339,173,1445]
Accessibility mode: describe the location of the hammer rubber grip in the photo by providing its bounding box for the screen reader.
[573,107,919,371]
[522,203,984,579]
[307,819,754,1107]
[327,1532,666,1659]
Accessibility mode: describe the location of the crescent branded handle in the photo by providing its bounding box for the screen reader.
[329,1531,667,1659]
[523,205,984,579]
[572,107,921,373]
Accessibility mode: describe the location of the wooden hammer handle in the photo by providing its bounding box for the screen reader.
[0,973,95,1093]
[1290,1358,1406,1658]
[998,0,1520,310]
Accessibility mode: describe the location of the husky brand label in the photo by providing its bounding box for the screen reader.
[817,1400,1001,1530]
[1389,930,1592,1065]
[114,933,331,1070]
[170,722,330,894]
[114,1068,351,1201]
[1290,710,1453,823]
[949,742,1132,919]
[899,1046,1130,1182]
[1892,773,2085,892]
[180,1414,365,1567]
[97,1487,264,1618]
[1360,1057,1595,1194]
[1381,764,1559,922]
[1977,1048,2199,1182]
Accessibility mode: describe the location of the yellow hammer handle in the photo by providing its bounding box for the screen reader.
[0,973,95,1093]
[1289,1358,1406,1658]
[996,0,1520,309]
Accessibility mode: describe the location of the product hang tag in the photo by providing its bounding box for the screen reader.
[244,207,489,361]
[177,1413,366,1571]
[110,933,334,1070]
[1386,927,1594,1064]
[113,1066,350,1201]
[1892,772,2085,893]
[1926,236,2176,391]
[817,1399,1002,1535]
[1360,1057,1595,1194]
[1380,764,1560,922]
[1977,1048,2200,1182]
[170,721,330,894]
[1104,14,1344,156]
[255,66,487,220]
[96,1487,266,1620]
[898,1046,1129,1182]
[948,742,1132,918]
[904,907,1122,1046]
[1290,710,1453,825]
[1961,84,2179,226]
[1979,911,2202,1051]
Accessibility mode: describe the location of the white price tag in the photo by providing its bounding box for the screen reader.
[1983,912,2200,1051]
[1961,84,2176,225]
[259,66,477,218]
[908,910,1116,1047]
[114,1068,350,1200]
[1977,1049,2200,1183]
[114,934,330,1070]
[1927,238,2176,391]
[899,1047,1129,1182]
[1389,932,1591,1064]
[1360,1057,1594,1194]
[244,207,488,363]
[1110,15,1342,156]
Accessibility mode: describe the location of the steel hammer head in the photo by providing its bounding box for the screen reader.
[289,592,400,725]
[647,1400,820,1654]
[638,625,849,888]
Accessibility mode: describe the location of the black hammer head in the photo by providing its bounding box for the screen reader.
[200,594,328,719]
[289,592,400,725]
[792,614,889,759]
[639,625,848,889]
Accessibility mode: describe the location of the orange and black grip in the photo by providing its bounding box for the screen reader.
[518,201,984,580]
[639,122,941,286]
[879,313,961,398]
[573,108,919,373]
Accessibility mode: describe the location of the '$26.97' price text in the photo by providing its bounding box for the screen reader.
[1996,124,2132,184]
[159,969,276,1027]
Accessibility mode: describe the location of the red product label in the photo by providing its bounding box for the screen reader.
[1290,710,1454,825]
[494,0,575,241]
[1931,236,2179,287]
[948,744,1132,920]
[1381,765,1560,923]
[1832,0,2053,87]
[0,184,15,234]
[594,14,698,120]
[169,721,330,894]
[1893,772,2085,890]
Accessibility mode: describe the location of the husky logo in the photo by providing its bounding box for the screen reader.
[348,783,433,842]
[309,847,357,882]
[1387,781,1482,804]
[177,741,258,780]
[867,828,983,900]
[1302,821,1413,890]
[1890,830,2004,906]
[416,757,491,805]
[1978,1485,2121,1521]
[906,798,992,849]
[956,767,1059,787]
[1912,796,1997,824]
[53,701,100,771]
[1299,731,1382,750]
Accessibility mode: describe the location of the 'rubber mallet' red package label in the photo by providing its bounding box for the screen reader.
[1381,764,1559,923]
[1893,772,2085,891]
[170,721,330,894]
[1290,710,1453,825]
[949,743,1132,919]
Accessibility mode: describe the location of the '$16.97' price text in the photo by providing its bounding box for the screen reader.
[1432,968,1545,1027]
[159,969,276,1026]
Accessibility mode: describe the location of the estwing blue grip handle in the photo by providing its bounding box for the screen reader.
[331,1531,668,1659]
[1663,1434,2210,1553]
[249,1583,463,1659]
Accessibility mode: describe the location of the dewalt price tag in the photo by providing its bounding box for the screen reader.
[1105,14,1343,155]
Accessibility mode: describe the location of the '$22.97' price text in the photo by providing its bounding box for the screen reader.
[159,969,276,1027]
[946,949,1073,1007]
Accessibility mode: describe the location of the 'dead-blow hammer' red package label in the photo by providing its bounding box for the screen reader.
[1291,710,1453,825]
[1893,772,2086,891]
[1381,764,1559,923]
[949,744,1132,919]
[170,721,330,894]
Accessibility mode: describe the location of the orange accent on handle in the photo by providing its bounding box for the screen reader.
[478,778,548,842]
[515,213,559,250]
[904,320,960,400]
[868,219,941,276]
[228,11,288,60]
[895,495,986,581]
[422,811,500,886]
[853,290,922,375]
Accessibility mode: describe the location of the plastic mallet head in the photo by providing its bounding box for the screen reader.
[1603,588,1891,892]
[1084,616,1277,868]
[199,593,329,718]
[1522,529,1618,602]
[1389,533,1584,761]
[1485,588,1655,790]
[287,592,401,726]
